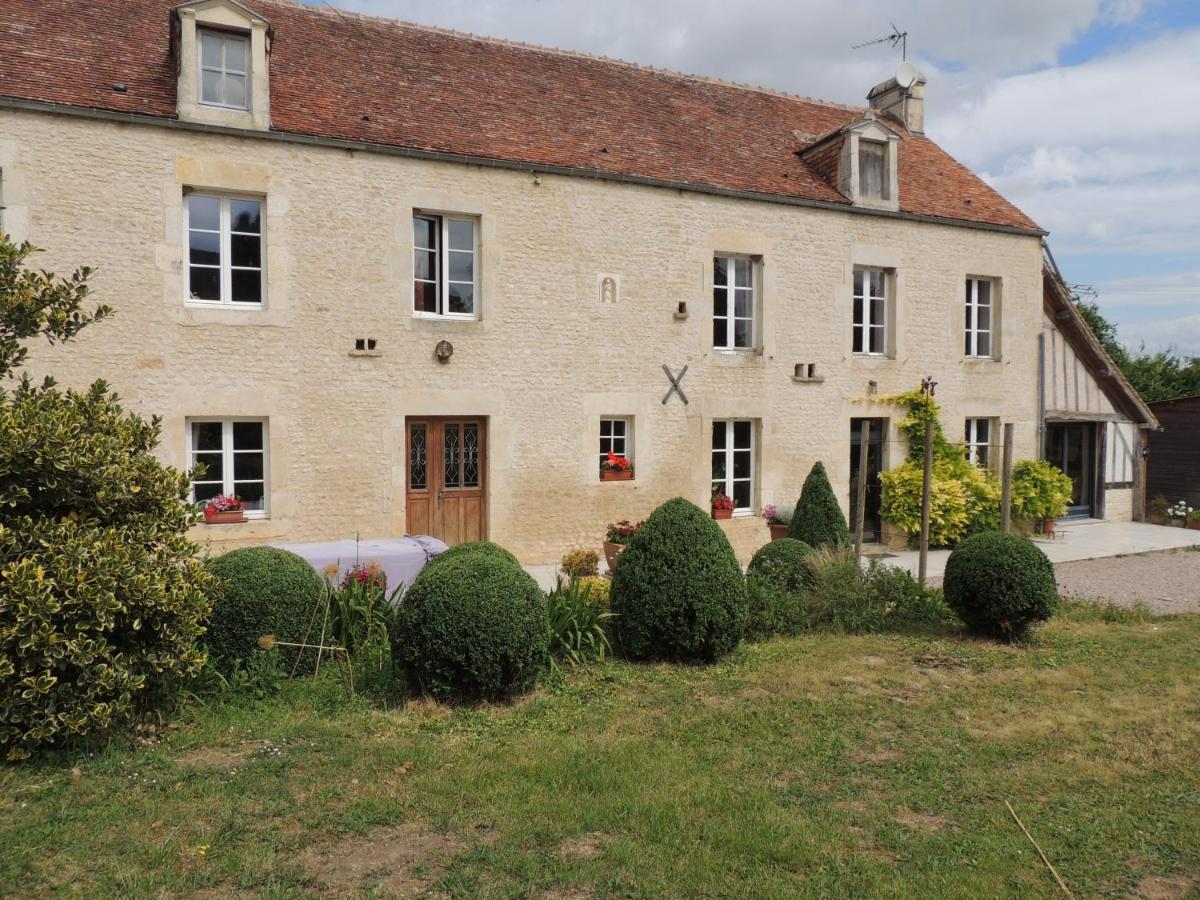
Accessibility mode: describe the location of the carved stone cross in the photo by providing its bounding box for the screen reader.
[661,364,689,405]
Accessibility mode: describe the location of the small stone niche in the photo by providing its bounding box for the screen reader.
[349,338,381,358]
[792,362,824,383]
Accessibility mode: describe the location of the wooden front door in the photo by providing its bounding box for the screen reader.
[405,418,486,546]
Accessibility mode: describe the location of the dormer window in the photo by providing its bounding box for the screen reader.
[859,140,886,201]
[176,0,271,131]
[199,29,250,109]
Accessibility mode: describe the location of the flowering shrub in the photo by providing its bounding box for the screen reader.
[762,504,783,524]
[711,492,734,512]
[600,451,633,474]
[605,519,643,544]
[1168,500,1194,522]
[341,561,386,593]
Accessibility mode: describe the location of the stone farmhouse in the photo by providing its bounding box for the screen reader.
[0,0,1155,563]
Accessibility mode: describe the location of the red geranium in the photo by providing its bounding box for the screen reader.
[203,494,244,515]
[600,452,632,473]
[711,492,734,512]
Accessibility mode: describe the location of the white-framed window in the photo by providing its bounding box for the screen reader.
[186,193,263,306]
[713,255,756,350]
[859,139,887,201]
[853,268,888,355]
[711,419,755,512]
[965,277,994,358]
[413,213,478,319]
[188,418,268,516]
[599,417,632,466]
[965,417,993,469]
[199,29,250,109]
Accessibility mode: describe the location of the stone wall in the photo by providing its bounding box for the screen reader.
[2,107,1045,564]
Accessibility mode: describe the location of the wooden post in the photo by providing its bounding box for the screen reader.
[854,420,870,559]
[918,419,934,586]
[1000,423,1014,533]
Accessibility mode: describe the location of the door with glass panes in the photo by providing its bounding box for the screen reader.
[405,418,486,545]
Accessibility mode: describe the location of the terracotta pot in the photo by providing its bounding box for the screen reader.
[205,509,246,525]
[600,469,634,481]
[1188,519,1200,531]
[712,507,732,520]
[603,540,626,571]
[767,522,790,541]
[1038,518,1055,536]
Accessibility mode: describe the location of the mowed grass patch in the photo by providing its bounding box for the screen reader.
[2,611,1198,898]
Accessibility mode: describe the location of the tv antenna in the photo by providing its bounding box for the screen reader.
[852,23,908,60]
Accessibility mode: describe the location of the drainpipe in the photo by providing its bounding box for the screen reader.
[1037,332,1046,458]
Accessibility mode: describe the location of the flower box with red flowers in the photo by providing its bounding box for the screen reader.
[711,492,734,520]
[603,518,643,569]
[203,495,246,525]
[600,452,634,481]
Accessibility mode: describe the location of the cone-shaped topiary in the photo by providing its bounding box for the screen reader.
[789,461,851,549]
[943,531,1057,641]
[392,548,548,702]
[205,547,324,670]
[747,538,814,594]
[610,497,747,662]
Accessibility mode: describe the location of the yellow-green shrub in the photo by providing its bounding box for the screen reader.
[0,379,212,760]
[1011,459,1074,521]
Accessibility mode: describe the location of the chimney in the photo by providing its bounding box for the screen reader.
[867,70,926,135]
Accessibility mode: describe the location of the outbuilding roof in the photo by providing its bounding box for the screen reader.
[0,0,1041,233]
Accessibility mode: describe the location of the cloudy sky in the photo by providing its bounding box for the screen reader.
[309,0,1200,355]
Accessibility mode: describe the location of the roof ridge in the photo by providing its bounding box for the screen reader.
[259,0,866,112]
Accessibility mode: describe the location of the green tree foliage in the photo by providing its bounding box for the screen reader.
[789,462,851,548]
[0,239,111,378]
[611,497,747,662]
[0,237,209,759]
[1073,296,1200,402]
[747,538,813,594]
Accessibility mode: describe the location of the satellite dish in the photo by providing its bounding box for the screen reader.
[895,60,919,89]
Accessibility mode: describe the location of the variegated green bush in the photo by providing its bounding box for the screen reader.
[0,237,211,759]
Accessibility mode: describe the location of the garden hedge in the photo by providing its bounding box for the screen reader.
[790,461,850,548]
[205,547,324,668]
[747,538,814,594]
[943,531,1057,641]
[392,548,548,701]
[610,497,747,662]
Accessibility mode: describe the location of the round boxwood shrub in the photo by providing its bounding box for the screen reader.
[943,531,1057,641]
[748,538,814,594]
[610,497,747,662]
[392,549,548,702]
[426,540,520,572]
[205,547,323,668]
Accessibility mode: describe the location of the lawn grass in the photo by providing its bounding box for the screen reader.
[2,607,1198,898]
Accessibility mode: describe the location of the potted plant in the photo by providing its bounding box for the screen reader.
[1010,460,1072,539]
[711,491,734,520]
[762,504,789,540]
[1147,495,1169,526]
[600,451,634,481]
[603,519,642,570]
[1168,500,1194,528]
[203,495,246,525]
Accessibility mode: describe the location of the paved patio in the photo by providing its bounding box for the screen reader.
[877,520,1200,580]
[525,520,1199,590]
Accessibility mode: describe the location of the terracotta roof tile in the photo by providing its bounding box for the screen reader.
[0,0,1041,232]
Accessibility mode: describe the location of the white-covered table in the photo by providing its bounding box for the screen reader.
[271,535,448,600]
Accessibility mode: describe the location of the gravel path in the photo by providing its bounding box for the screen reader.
[1054,548,1200,614]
